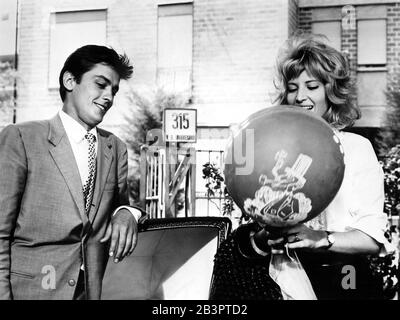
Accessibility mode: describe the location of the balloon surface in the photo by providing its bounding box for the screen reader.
[224,106,345,228]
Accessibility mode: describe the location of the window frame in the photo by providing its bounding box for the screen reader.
[156,3,193,94]
[48,9,107,89]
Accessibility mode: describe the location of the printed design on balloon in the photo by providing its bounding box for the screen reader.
[244,150,313,223]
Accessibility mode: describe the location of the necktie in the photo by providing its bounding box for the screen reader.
[83,132,97,214]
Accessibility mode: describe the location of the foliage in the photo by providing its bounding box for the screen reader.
[121,88,190,204]
[202,162,238,219]
[381,145,400,216]
[370,145,400,299]
[0,61,17,89]
[0,62,17,127]
[0,61,16,103]
[373,77,400,298]
[376,78,400,157]
[368,228,399,300]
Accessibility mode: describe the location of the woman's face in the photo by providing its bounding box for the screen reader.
[286,70,328,118]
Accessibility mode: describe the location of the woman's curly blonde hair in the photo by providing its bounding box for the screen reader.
[274,34,360,129]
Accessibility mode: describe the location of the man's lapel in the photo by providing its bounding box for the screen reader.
[47,114,88,224]
[89,130,113,223]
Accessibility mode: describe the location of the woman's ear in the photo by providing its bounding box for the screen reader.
[62,71,76,91]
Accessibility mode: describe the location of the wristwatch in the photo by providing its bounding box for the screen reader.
[325,231,335,249]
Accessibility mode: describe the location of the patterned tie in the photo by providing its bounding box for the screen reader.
[83,132,97,214]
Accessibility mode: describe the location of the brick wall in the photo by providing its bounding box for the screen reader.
[387,2,400,84]
[16,0,159,135]
[297,2,400,128]
[192,0,291,126]
[288,0,299,36]
[341,17,357,79]
[16,0,292,131]
[17,0,59,123]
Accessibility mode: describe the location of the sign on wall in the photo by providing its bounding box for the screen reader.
[163,108,197,143]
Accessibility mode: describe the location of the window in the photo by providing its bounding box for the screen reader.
[48,10,106,88]
[356,18,387,112]
[157,3,193,93]
[357,19,386,66]
[311,8,341,51]
[357,71,387,107]
[0,0,17,59]
[312,21,341,51]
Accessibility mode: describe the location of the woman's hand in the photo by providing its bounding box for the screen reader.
[267,224,328,251]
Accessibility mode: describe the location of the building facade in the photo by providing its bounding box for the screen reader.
[1,0,399,217]
[298,0,400,134]
[1,0,294,136]
[2,0,398,131]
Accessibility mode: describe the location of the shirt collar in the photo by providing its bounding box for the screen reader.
[59,110,98,143]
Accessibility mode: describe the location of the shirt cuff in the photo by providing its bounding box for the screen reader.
[113,205,141,223]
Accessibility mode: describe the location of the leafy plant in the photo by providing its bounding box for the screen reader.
[368,229,399,300]
[202,162,237,218]
[369,145,400,299]
[381,145,400,216]
[376,78,400,157]
[121,88,190,204]
[0,61,16,108]
[0,61,17,126]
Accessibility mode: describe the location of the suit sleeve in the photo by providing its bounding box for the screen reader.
[115,143,147,220]
[0,125,27,300]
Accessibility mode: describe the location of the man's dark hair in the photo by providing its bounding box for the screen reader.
[59,45,133,101]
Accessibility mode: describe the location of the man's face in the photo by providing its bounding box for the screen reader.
[64,63,120,130]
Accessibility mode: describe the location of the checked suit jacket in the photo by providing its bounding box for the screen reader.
[0,114,143,300]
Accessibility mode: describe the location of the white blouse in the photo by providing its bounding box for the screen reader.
[306,131,390,250]
[269,131,392,300]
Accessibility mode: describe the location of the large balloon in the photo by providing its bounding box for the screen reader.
[224,106,345,228]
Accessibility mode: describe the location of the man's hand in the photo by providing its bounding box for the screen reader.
[100,208,139,263]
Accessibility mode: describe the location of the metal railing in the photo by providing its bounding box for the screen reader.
[140,146,229,218]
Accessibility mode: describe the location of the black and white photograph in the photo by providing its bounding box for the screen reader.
[0,0,399,308]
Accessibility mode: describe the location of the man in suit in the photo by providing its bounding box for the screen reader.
[0,45,146,299]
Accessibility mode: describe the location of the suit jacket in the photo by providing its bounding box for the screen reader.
[0,114,143,299]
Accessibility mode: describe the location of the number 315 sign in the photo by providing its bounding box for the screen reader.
[163,108,197,143]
